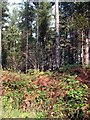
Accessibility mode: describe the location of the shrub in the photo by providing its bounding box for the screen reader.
[2,70,89,119]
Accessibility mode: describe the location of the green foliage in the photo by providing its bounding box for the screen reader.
[0,0,9,27]
[59,64,81,73]
[2,2,90,70]
[27,69,53,77]
[67,13,89,31]
[2,70,89,119]
[52,75,88,119]
[3,24,22,69]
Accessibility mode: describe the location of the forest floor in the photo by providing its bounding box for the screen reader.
[1,67,90,119]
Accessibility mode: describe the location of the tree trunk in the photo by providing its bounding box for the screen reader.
[0,6,2,69]
[13,41,17,70]
[41,35,45,71]
[0,25,1,69]
[81,30,84,66]
[35,2,40,70]
[85,38,89,66]
[55,0,60,70]
[36,5,39,70]
[25,1,29,73]
[26,30,28,73]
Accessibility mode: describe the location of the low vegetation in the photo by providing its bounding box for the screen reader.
[1,67,90,119]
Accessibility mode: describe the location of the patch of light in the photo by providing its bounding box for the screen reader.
[8,0,23,4]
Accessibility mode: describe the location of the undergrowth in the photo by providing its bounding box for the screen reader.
[1,69,90,119]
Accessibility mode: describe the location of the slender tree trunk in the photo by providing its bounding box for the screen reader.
[55,0,60,69]
[0,7,2,117]
[13,41,17,70]
[0,25,1,69]
[36,7,39,70]
[85,38,89,66]
[81,30,84,66]
[35,2,40,70]
[26,30,28,73]
[25,0,29,73]
[41,35,45,71]
[0,6,2,69]
[62,48,64,65]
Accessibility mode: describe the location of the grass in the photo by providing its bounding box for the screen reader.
[3,109,36,118]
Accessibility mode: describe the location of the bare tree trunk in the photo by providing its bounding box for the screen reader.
[0,26,1,69]
[25,0,29,73]
[0,6,2,69]
[55,0,60,70]
[81,30,84,66]
[13,41,17,70]
[35,5,39,70]
[85,38,89,66]
[26,30,28,73]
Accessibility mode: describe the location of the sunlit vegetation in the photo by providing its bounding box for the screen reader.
[1,68,90,119]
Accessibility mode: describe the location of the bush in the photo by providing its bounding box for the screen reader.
[2,70,89,119]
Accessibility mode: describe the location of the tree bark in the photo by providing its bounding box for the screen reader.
[85,38,89,66]
[81,30,84,66]
[26,30,28,73]
[35,3,39,70]
[0,25,1,69]
[55,0,60,70]
[25,1,29,73]
[36,13,39,69]
[0,6,2,69]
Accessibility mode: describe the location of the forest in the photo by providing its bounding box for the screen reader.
[0,0,90,119]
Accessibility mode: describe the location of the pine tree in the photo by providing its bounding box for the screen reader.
[18,1,35,72]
